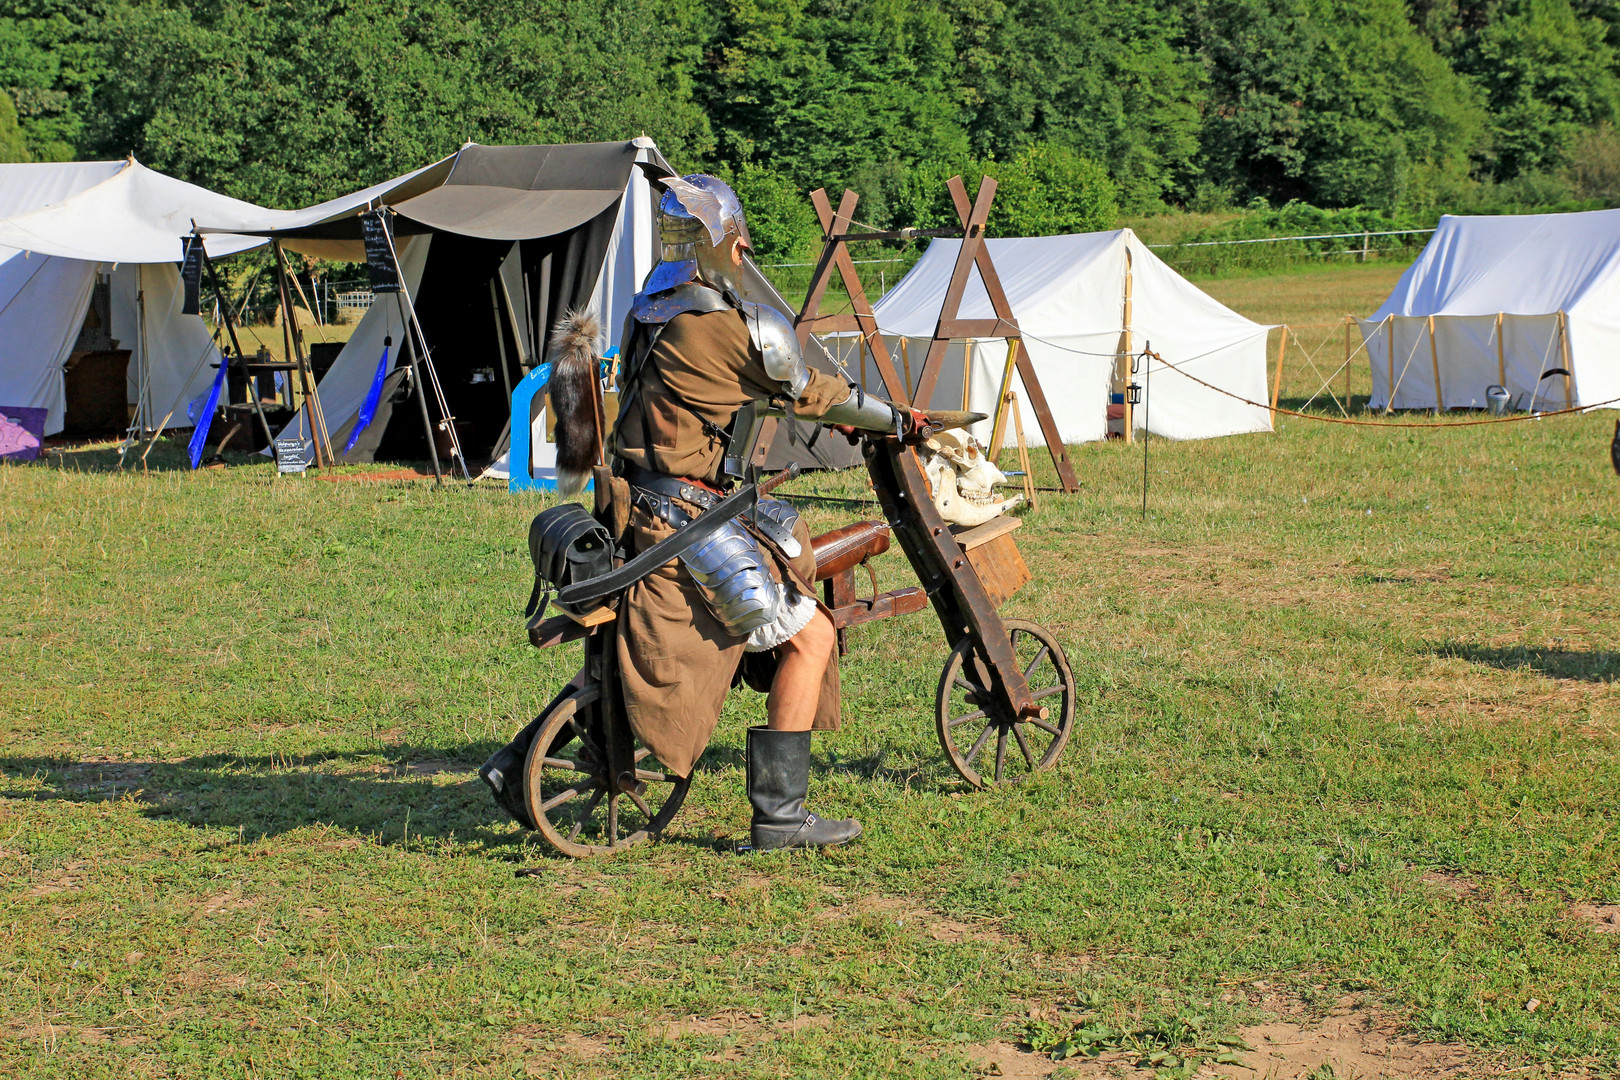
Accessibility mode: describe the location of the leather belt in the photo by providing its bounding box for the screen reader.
[616,461,724,529]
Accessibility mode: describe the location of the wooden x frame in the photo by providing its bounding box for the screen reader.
[793,177,1079,493]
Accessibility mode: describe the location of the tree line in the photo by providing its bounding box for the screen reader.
[5,0,1620,259]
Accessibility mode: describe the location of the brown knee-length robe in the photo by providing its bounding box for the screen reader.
[611,305,852,778]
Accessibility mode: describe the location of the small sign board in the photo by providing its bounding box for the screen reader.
[180,235,204,315]
[360,211,401,294]
[274,437,314,474]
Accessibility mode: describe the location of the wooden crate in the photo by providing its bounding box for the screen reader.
[953,516,1029,608]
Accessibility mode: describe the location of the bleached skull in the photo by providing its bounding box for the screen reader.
[921,430,1023,527]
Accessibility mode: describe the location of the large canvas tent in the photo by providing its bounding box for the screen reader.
[210,140,857,475]
[0,159,274,436]
[1361,209,1620,412]
[854,231,1273,446]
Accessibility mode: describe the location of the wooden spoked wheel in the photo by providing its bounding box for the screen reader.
[521,683,691,858]
[935,619,1075,788]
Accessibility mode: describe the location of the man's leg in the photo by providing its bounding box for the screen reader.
[766,608,836,731]
[749,608,861,850]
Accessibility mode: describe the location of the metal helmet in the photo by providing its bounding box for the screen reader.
[643,174,752,297]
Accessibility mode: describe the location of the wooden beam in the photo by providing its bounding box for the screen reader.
[1271,327,1288,415]
[1495,311,1506,390]
[941,178,1079,492]
[1558,310,1574,409]
[912,176,995,407]
[800,189,908,403]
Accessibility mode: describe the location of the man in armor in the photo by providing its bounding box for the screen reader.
[483,173,922,851]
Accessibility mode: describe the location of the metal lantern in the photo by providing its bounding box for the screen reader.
[1126,382,1142,406]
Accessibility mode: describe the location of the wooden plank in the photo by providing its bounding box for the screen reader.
[528,613,601,650]
[939,318,1019,339]
[951,515,1022,550]
[831,587,929,630]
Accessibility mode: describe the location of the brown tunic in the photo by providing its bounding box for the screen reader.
[612,307,852,778]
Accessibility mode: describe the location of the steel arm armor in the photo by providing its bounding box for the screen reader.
[819,384,905,435]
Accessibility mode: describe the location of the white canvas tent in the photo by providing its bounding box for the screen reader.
[1361,209,1620,412]
[0,159,274,436]
[855,231,1273,446]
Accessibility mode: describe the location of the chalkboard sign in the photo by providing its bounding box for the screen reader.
[180,235,204,315]
[360,210,401,294]
[274,437,314,474]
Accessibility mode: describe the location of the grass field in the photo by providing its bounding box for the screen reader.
[4,263,1618,1079]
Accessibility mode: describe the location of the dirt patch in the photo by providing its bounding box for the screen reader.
[316,469,439,484]
[1569,901,1620,933]
[27,860,90,896]
[193,890,256,918]
[1420,870,1481,899]
[816,891,1011,944]
[403,759,464,776]
[967,1013,1476,1079]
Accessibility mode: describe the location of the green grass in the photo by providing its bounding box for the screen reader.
[3,271,1619,1076]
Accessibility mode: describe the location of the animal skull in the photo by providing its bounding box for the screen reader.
[921,430,1023,527]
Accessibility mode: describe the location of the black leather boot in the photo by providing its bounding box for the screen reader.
[479,718,541,830]
[480,683,580,830]
[746,725,862,851]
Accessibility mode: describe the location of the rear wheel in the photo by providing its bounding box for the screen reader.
[522,683,690,857]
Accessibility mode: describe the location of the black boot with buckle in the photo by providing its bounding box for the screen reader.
[746,725,862,851]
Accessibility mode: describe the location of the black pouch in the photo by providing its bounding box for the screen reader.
[525,504,616,627]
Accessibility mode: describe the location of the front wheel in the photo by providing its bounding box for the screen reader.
[935,619,1075,788]
[522,683,691,857]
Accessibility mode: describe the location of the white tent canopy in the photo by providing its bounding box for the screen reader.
[0,159,276,435]
[1361,209,1620,411]
[852,231,1273,446]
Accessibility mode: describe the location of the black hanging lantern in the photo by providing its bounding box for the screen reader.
[1126,382,1143,406]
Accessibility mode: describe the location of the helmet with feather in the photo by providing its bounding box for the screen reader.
[640,169,752,298]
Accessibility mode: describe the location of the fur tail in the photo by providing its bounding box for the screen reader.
[549,308,604,494]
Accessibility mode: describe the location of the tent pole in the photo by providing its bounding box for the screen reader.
[385,229,468,481]
[1558,310,1574,409]
[988,337,1019,459]
[202,247,275,454]
[1343,318,1353,411]
[273,240,330,468]
[1383,315,1395,414]
[395,293,444,483]
[900,337,913,399]
[1495,312,1507,390]
[486,278,516,466]
[1427,314,1443,415]
[1120,246,1134,445]
[1270,327,1288,417]
[497,270,530,370]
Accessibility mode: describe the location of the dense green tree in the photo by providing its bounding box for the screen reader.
[0,90,30,162]
[947,0,1203,210]
[84,0,713,207]
[1453,0,1620,177]
[697,0,970,213]
[0,0,104,161]
[1193,0,1487,207]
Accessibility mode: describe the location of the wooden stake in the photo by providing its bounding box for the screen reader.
[1270,326,1288,417]
[1009,391,1036,512]
[1495,311,1506,389]
[1427,314,1443,414]
[1558,310,1574,409]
